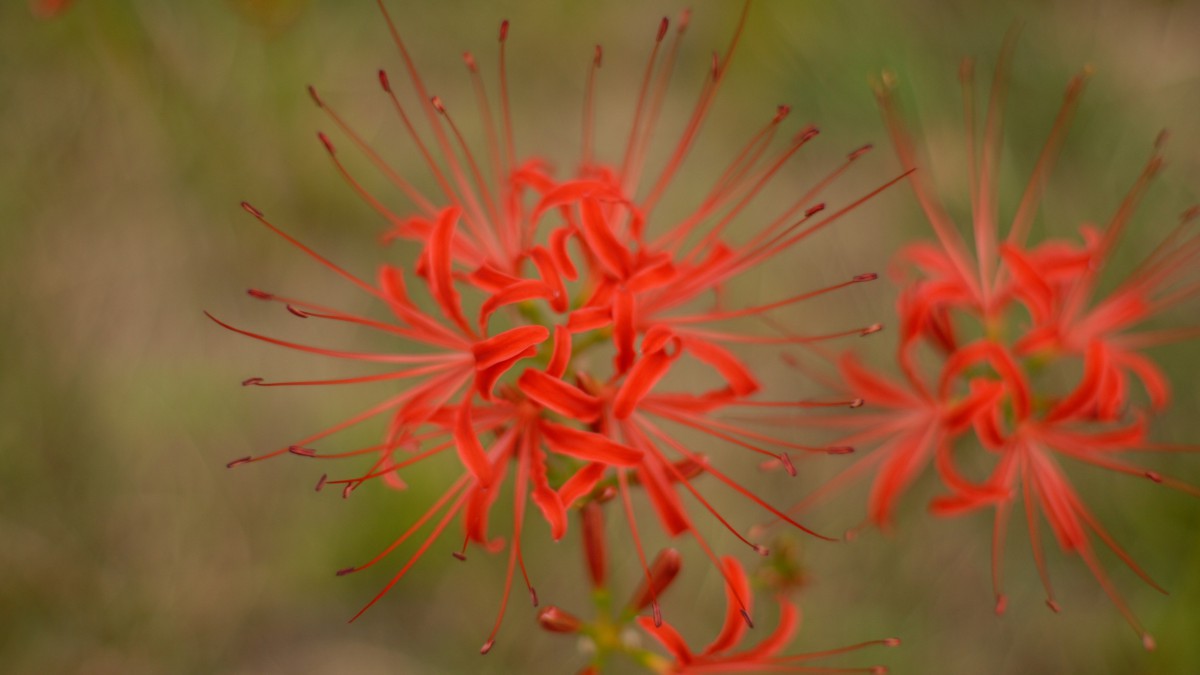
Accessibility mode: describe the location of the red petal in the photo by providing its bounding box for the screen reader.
[428,206,473,335]
[475,345,539,399]
[613,289,637,374]
[540,421,642,466]
[580,197,631,278]
[472,325,550,370]
[453,394,494,488]
[613,350,675,419]
[701,557,752,656]
[636,616,693,664]
[518,369,603,422]
[469,264,523,293]
[681,336,760,396]
[626,257,677,292]
[546,325,572,378]
[637,460,691,536]
[567,307,612,333]
[530,246,568,312]
[479,279,554,332]
[550,227,579,281]
[528,430,567,540]
[559,462,607,508]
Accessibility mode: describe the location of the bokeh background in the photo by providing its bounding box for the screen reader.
[3,0,1199,673]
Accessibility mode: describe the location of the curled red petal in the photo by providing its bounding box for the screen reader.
[638,460,692,536]
[580,197,631,278]
[453,393,494,488]
[428,206,473,335]
[475,345,539,398]
[567,307,612,333]
[473,325,550,370]
[559,462,607,508]
[540,420,642,466]
[613,289,637,374]
[614,350,676,419]
[518,369,603,422]
[681,336,760,396]
[702,556,753,656]
[546,325,572,378]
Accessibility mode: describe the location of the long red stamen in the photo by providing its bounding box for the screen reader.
[308,88,437,216]
[637,415,834,541]
[239,202,383,300]
[617,468,662,626]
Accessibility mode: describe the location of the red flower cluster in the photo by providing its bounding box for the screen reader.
[212,0,898,654]
[789,42,1199,647]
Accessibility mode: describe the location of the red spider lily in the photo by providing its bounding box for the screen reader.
[786,40,1200,646]
[638,557,899,674]
[212,0,900,653]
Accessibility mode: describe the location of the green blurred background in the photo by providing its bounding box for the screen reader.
[2,0,1198,673]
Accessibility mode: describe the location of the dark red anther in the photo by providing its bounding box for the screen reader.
[431,96,446,113]
[593,44,603,67]
[861,323,884,336]
[317,132,335,155]
[342,483,355,499]
[462,51,478,73]
[498,19,509,42]
[656,17,669,41]
[452,551,467,561]
[797,125,820,142]
[288,446,316,457]
[778,452,797,477]
[241,377,264,386]
[884,638,902,647]
[804,203,826,218]
[1146,471,1163,483]
[854,273,879,282]
[773,105,791,123]
[226,456,252,468]
[307,84,323,108]
[286,304,309,318]
[740,609,754,628]
[246,288,273,300]
[849,398,865,408]
[336,566,356,576]
[240,201,263,218]
[1046,599,1061,613]
[315,473,327,492]
[848,143,874,160]
[651,600,662,627]
[378,69,392,92]
[480,639,495,655]
[529,586,539,607]
[752,544,770,556]
[826,446,855,455]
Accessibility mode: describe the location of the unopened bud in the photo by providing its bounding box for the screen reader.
[536,606,582,633]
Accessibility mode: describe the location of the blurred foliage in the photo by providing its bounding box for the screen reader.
[1,0,1197,673]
